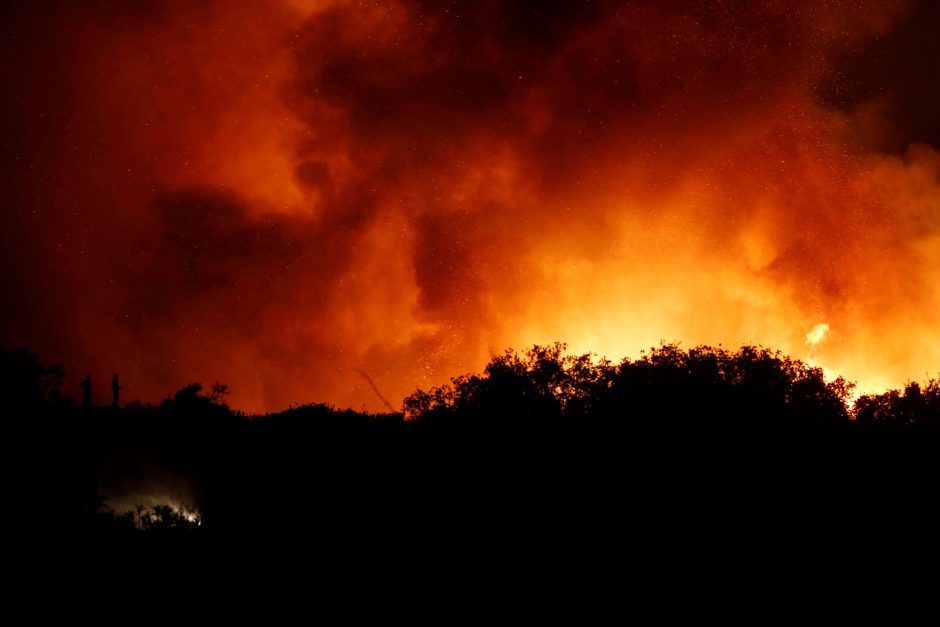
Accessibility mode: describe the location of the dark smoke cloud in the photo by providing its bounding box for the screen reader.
[821,1,940,152]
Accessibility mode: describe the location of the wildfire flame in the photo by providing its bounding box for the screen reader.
[806,324,831,348]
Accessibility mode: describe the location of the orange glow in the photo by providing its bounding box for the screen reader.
[3,0,939,412]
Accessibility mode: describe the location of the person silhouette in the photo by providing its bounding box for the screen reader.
[81,374,92,408]
[111,373,120,409]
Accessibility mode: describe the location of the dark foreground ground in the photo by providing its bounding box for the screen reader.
[6,344,940,584]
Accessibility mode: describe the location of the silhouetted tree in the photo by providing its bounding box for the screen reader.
[208,381,230,404]
[403,343,854,436]
[855,379,940,431]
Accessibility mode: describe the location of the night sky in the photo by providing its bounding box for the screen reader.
[2,0,939,412]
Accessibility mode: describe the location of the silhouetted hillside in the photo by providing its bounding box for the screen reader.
[6,344,940,552]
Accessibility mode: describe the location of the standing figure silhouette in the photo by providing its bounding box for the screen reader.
[81,374,92,408]
[111,373,120,409]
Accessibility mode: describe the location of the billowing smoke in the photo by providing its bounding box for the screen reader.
[2,0,939,412]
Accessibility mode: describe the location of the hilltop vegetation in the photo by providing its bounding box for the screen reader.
[5,343,940,543]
